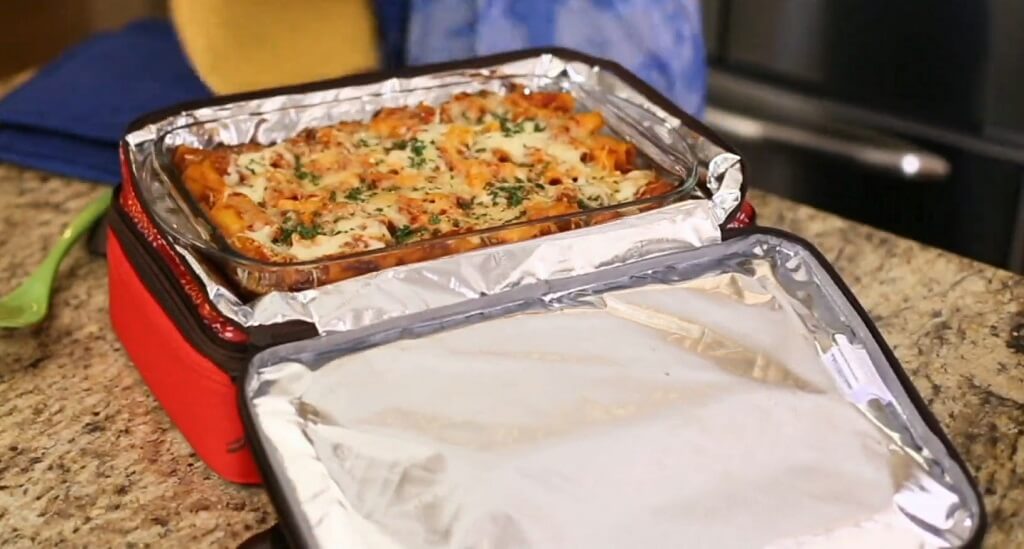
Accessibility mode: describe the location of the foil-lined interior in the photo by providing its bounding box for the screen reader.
[121,51,744,326]
[180,199,721,332]
[243,233,981,549]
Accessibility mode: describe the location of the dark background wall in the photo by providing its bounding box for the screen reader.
[0,0,167,79]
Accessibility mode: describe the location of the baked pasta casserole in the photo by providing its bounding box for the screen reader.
[173,87,676,268]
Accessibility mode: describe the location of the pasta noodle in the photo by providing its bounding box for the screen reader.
[174,87,676,271]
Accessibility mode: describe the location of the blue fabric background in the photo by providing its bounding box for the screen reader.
[0,5,706,183]
[405,0,707,115]
[0,20,210,183]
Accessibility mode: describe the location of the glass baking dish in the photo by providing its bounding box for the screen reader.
[148,74,702,296]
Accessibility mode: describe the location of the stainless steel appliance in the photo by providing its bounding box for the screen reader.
[702,0,1024,272]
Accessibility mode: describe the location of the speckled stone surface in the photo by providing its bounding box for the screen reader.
[0,168,274,547]
[0,165,1021,547]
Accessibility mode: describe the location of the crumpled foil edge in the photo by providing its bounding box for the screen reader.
[242,232,981,548]
[125,50,743,331]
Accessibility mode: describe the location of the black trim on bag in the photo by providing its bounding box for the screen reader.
[109,189,252,375]
[239,226,986,548]
[722,226,987,548]
[124,47,748,227]
[238,382,303,549]
[237,523,289,549]
[247,322,320,350]
[111,184,323,374]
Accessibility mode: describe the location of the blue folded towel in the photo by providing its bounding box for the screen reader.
[0,20,211,183]
[0,8,706,185]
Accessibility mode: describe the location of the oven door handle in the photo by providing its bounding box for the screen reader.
[704,107,951,181]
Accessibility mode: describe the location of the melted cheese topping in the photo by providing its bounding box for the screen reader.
[176,88,677,264]
[289,218,391,261]
[231,175,268,204]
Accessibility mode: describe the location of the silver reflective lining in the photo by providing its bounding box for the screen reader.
[181,199,722,332]
[244,233,980,549]
[122,51,743,328]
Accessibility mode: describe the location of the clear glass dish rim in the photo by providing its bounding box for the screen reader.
[145,73,703,270]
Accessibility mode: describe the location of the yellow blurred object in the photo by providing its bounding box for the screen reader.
[169,0,380,95]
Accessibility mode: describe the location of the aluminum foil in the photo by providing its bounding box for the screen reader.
[242,232,981,548]
[121,50,744,327]
[181,199,721,332]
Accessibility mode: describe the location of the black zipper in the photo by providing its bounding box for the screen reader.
[238,384,303,549]
[111,185,323,378]
[109,197,252,376]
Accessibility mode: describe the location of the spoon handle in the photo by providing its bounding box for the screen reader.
[37,189,114,277]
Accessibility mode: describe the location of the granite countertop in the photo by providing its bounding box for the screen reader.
[0,166,1022,547]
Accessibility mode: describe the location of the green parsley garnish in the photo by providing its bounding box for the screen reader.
[496,114,525,137]
[489,184,527,207]
[293,154,320,184]
[296,224,321,239]
[345,186,366,202]
[407,138,429,169]
[393,224,422,244]
[385,139,408,152]
[429,214,442,225]
[534,182,545,190]
[356,138,370,147]
[577,198,591,210]
[409,138,427,156]
[273,221,324,245]
[533,121,546,132]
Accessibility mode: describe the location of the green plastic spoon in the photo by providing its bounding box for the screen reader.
[0,189,113,328]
